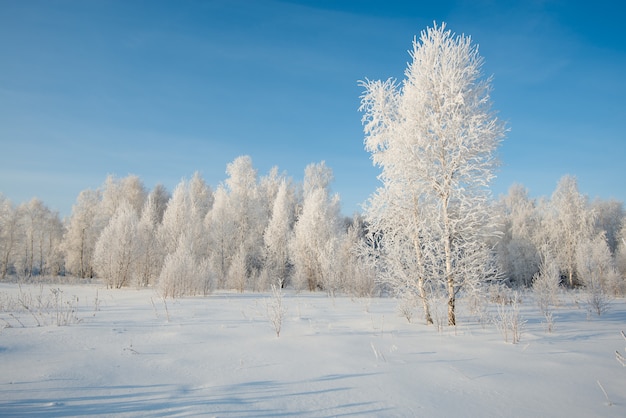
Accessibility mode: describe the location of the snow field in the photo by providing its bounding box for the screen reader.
[0,283,625,417]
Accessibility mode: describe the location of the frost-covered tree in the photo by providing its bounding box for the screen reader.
[157,173,213,297]
[259,166,283,222]
[99,174,146,219]
[63,175,146,280]
[157,174,212,291]
[135,192,165,287]
[63,189,101,278]
[43,211,65,277]
[93,201,139,288]
[15,199,56,278]
[158,233,210,298]
[228,243,249,293]
[360,185,438,324]
[497,184,541,286]
[158,179,191,257]
[303,160,334,198]
[146,183,170,225]
[576,233,618,314]
[341,215,377,297]
[205,185,236,289]
[359,23,505,325]
[15,200,38,278]
[263,179,295,288]
[616,224,626,294]
[547,175,594,287]
[188,172,213,220]
[224,156,264,290]
[591,198,623,254]
[291,163,342,291]
[187,171,213,260]
[0,195,19,280]
[14,198,64,278]
[319,214,376,298]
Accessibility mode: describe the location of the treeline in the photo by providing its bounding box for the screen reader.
[1,156,625,299]
[0,156,375,297]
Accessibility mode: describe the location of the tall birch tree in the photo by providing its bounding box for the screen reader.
[360,23,505,325]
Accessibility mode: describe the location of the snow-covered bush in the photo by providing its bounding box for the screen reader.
[492,290,525,344]
[266,283,286,337]
[1,286,81,327]
[576,234,615,316]
[397,296,415,323]
[532,256,560,332]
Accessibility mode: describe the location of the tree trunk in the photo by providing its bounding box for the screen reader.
[418,275,433,325]
[442,193,455,326]
[447,279,456,326]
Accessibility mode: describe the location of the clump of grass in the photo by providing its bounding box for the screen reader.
[1,286,82,327]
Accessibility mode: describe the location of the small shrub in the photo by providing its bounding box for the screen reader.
[1,286,81,327]
[533,258,560,333]
[266,284,286,337]
[397,297,414,323]
[493,290,525,344]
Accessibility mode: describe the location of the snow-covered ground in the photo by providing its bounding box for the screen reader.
[1,283,624,417]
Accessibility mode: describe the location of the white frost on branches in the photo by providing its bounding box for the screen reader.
[359,23,505,325]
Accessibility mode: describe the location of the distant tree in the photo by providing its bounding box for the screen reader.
[205,185,237,288]
[99,174,146,219]
[576,233,617,314]
[0,195,19,280]
[359,23,505,325]
[188,172,213,222]
[342,214,377,297]
[41,208,65,277]
[259,166,284,223]
[187,171,213,259]
[156,174,212,291]
[497,184,541,286]
[224,156,264,290]
[158,233,210,298]
[63,189,101,278]
[14,198,59,278]
[319,214,376,298]
[291,163,342,291]
[93,201,139,288]
[616,224,626,294]
[15,198,64,278]
[591,198,623,254]
[263,179,295,288]
[146,183,170,225]
[135,192,164,287]
[303,160,334,198]
[158,179,191,257]
[547,175,594,287]
[15,200,37,278]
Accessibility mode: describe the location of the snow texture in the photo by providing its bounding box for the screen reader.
[1,283,625,417]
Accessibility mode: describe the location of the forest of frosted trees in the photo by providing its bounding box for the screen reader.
[0,157,375,298]
[1,24,625,325]
[1,163,624,301]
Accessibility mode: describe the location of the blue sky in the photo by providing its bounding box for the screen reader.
[1,0,624,217]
